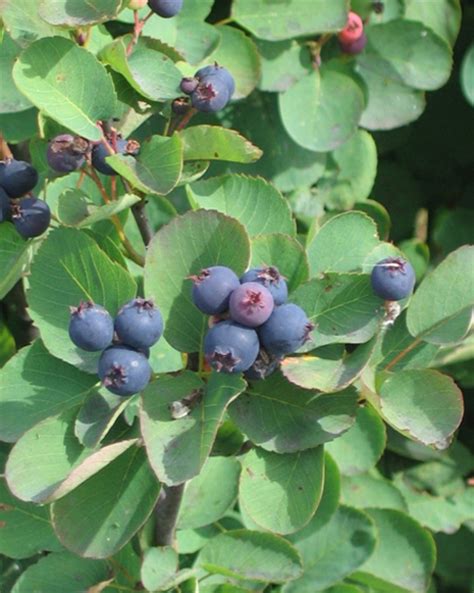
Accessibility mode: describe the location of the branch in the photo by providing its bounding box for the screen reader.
[154,484,185,547]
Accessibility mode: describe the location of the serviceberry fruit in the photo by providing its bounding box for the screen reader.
[11,197,51,239]
[92,137,140,176]
[47,134,89,173]
[69,301,114,352]
[0,159,38,198]
[98,345,152,396]
[339,32,367,55]
[244,350,282,381]
[114,298,164,349]
[371,257,416,301]
[258,303,314,356]
[0,187,11,222]
[190,266,240,315]
[338,11,364,44]
[148,0,183,18]
[195,64,235,98]
[240,266,288,306]
[191,76,230,113]
[180,77,199,95]
[204,320,259,374]
[229,282,274,327]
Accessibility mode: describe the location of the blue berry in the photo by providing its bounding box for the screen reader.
[229,282,274,327]
[240,266,288,306]
[244,350,281,381]
[191,77,230,113]
[98,345,152,396]
[92,138,139,176]
[371,257,415,301]
[69,301,114,352]
[339,31,367,55]
[0,159,38,198]
[47,134,89,173]
[0,187,11,222]
[204,320,259,374]
[148,0,183,18]
[195,64,235,97]
[258,304,314,356]
[190,266,240,315]
[114,298,164,349]
[12,197,50,239]
[180,77,199,95]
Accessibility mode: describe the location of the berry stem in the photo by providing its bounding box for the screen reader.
[126,9,154,56]
[169,108,198,135]
[0,134,14,159]
[154,483,185,547]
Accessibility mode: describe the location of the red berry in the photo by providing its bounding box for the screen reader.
[338,11,364,44]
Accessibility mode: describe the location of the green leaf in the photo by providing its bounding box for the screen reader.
[354,200,391,240]
[0,479,62,559]
[177,457,240,529]
[435,527,474,590]
[326,406,386,475]
[404,0,462,47]
[140,372,246,485]
[186,175,295,238]
[307,212,380,275]
[341,472,407,511]
[27,228,136,372]
[144,209,250,353]
[141,546,179,592]
[198,529,303,583]
[13,37,117,141]
[38,0,122,26]
[10,552,109,593]
[107,134,183,195]
[180,126,262,163]
[0,34,32,112]
[354,509,436,593]
[75,389,129,449]
[228,373,358,453]
[291,274,384,348]
[250,234,309,292]
[0,340,97,443]
[256,39,312,92]
[100,36,182,101]
[281,338,376,392]
[407,246,474,344]
[283,506,377,593]
[279,69,365,152]
[58,191,140,228]
[375,369,464,450]
[51,446,160,559]
[0,108,39,143]
[239,446,324,535]
[366,20,452,90]
[0,223,30,300]
[460,43,474,107]
[232,0,347,41]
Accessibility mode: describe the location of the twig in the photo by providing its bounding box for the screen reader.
[126,10,154,56]
[154,484,185,547]
[0,134,14,159]
[169,108,197,136]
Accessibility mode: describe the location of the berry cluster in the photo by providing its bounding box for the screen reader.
[0,159,50,239]
[178,64,235,113]
[68,298,164,396]
[338,11,367,55]
[189,265,314,379]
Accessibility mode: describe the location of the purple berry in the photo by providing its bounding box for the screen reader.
[0,159,38,198]
[204,320,259,374]
[190,266,240,315]
[371,257,415,301]
[240,266,288,306]
[229,282,274,327]
[339,32,367,55]
[148,0,183,18]
[258,304,314,356]
[114,298,164,349]
[92,137,140,176]
[69,301,114,352]
[0,187,11,222]
[180,77,199,95]
[195,64,235,98]
[98,345,152,396]
[11,197,50,239]
[191,77,230,113]
[47,134,89,173]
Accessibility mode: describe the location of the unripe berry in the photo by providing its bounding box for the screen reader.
[338,11,364,44]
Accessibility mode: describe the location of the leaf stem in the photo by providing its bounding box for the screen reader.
[154,484,185,547]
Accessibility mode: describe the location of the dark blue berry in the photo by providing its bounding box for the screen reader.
[240,266,288,306]
[191,77,230,113]
[195,64,235,97]
[190,266,240,315]
[92,138,140,176]
[47,134,89,173]
[98,345,152,396]
[371,257,415,301]
[0,187,11,223]
[180,77,199,95]
[12,197,50,239]
[69,301,114,352]
[244,350,282,381]
[0,159,38,198]
[114,298,164,349]
[148,0,183,18]
[258,304,314,356]
[339,32,367,55]
[229,282,274,327]
[204,320,259,374]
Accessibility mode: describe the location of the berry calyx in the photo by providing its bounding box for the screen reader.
[191,77,230,113]
[195,64,235,98]
[338,11,364,44]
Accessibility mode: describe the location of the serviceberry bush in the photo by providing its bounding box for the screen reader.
[0,1,473,592]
